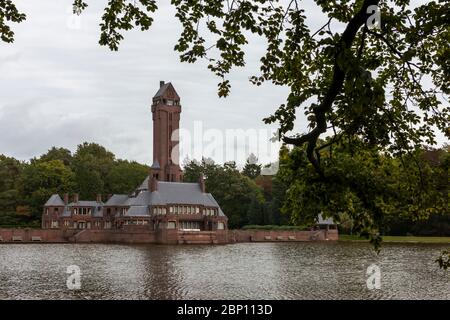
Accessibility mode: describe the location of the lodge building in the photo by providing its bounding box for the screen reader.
[42,82,228,242]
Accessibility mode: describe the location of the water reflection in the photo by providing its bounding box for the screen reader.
[0,242,448,299]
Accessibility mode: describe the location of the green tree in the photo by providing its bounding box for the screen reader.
[106,160,149,194]
[242,153,262,180]
[18,160,76,220]
[183,158,265,228]
[34,147,73,167]
[276,139,449,249]
[0,155,23,226]
[72,142,115,198]
[182,158,204,182]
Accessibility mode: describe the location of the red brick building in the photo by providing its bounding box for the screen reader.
[42,82,228,242]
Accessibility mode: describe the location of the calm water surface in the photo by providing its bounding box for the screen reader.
[0,242,448,299]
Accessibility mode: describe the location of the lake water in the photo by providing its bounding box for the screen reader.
[0,242,448,300]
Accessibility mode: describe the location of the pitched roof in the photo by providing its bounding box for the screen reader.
[124,206,150,217]
[56,177,226,218]
[67,201,103,207]
[150,160,160,169]
[44,194,65,206]
[105,194,129,206]
[153,82,180,100]
[127,181,222,209]
[137,176,150,191]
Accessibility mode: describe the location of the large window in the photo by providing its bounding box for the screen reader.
[179,221,201,231]
[217,222,225,230]
[167,221,176,229]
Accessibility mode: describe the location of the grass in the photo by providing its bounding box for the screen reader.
[339,234,450,244]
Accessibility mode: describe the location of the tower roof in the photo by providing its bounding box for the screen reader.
[150,160,160,169]
[153,81,180,101]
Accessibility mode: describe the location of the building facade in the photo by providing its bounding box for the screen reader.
[42,82,228,243]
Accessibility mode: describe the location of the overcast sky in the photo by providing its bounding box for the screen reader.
[0,1,444,167]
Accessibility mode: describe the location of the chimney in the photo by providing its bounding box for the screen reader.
[73,193,79,203]
[149,176,158,192]
[63,193,69,205]
[96,194,102,203]
[199,174,205,193]
[160,80,165,88]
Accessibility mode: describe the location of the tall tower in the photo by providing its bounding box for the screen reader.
[150,81,182,182]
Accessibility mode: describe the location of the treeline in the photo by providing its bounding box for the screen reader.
[182,157,289,229]
[276,139,449,237]
[1,141,448,235]
[0,143,149,227]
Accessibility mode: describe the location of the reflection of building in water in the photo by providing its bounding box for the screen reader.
[41,82,228,244]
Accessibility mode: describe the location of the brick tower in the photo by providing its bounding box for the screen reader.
[150,81,182,182]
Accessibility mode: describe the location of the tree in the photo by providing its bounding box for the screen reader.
[18,160,76,220]
[0,155,23,226]
[72,142,115,198]
[242,153,262,179]
[276,139,448,249]
[106,160,149,194]
[247,196,265,225]
[34,147,73,167]
[183,158,265,228]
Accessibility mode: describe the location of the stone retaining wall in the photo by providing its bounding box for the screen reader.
[229,229,338,242]
[0,228,338,244]
[0,228,76,242]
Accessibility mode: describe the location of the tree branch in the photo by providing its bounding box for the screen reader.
[282,0,380,175]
